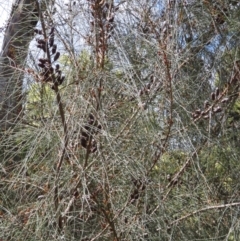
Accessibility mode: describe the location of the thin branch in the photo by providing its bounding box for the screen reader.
[170,202,240,226]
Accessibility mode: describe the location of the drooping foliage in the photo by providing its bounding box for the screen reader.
[1,0,240,240]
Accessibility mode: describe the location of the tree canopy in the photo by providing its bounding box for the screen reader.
[1,0,240,240]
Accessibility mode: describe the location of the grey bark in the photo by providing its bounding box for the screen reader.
[0,0,38,129]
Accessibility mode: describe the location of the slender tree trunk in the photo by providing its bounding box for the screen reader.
[0,0,38,129]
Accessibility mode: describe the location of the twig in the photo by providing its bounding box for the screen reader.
[170,202,240,226]
[36,0,69,232]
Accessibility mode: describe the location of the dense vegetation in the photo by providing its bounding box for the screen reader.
[1,0,240,240]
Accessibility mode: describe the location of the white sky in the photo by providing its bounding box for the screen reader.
[0,0,14,49]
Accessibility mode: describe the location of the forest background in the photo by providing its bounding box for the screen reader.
[1,0,240,240]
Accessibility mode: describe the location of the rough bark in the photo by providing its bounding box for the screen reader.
[0,0,38,129]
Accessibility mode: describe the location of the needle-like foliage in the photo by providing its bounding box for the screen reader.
[1,0,240,240]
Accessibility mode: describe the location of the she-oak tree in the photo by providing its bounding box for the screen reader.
[1,0,240,240]
[0,0,40,129]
